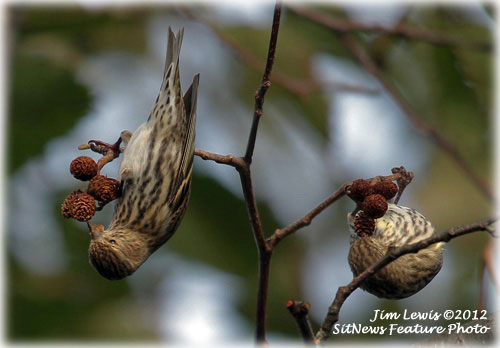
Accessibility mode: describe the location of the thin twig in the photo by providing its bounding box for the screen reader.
[268,184,348,249]
[268,171,407,249]
[244,3,282,164]
[286,300,318,345]
[315,215,499,342]
[194,149,243,168]
[287,5,492,51]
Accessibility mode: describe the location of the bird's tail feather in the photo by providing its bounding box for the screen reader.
[160,27,184,93]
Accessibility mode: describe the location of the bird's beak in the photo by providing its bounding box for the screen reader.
[87,222,104,240]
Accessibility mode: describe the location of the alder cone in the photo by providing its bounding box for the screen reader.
[362,194,388,218]
[71,192,96,222]
[70,156,98,181]
[88,175,120,203]
[61,190,83,218]
[373,181,398,200]
[354,211,375,237]
[348,179,373,202]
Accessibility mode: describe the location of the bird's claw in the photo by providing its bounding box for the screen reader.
[88,137,122,156]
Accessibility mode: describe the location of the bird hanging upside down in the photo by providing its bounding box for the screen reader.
[88,28,200,280]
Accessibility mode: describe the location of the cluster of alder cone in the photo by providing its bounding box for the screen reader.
[347,179,399,237]
[61,156,120,222]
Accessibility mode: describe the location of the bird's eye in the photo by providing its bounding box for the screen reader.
[110,239,117,244]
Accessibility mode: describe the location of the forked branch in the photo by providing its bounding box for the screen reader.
[195,2,283,344]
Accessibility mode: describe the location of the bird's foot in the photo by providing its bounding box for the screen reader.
[79,131,131,174]
[88,137,122,157]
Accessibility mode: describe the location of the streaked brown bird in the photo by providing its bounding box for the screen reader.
[89,28,199,280]
[348,204,443,299]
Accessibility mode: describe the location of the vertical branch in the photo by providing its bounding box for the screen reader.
[244,1,282,164]
[194,3,282,343]
[255,250,272,343]
[235,1,282,344]
[251,3,282,343]
[236,164,271,343]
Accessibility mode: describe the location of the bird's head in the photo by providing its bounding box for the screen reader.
[88,224,149,280]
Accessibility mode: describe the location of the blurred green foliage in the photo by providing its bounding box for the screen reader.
[7,4,493,344]
[225,19,334,137]
[8,55,90,173]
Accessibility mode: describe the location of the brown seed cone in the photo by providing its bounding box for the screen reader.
[354,211,376,237]
[70,156,98,181]
[362,194,388,218]
[347,179,373,202]
[88,175,120,203]
[71,192,96,222]
[373,181,398,200]
[61,190,83,218]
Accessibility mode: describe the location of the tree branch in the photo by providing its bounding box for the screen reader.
[194,149,243,168]
[193,3,282,343]
[315,215,498,342]
[244,3,281,165]
[287,5,492,51]
[286,300,318,345]
[267,170,409,249]
[251,5,283,343]
[268,184,348,249]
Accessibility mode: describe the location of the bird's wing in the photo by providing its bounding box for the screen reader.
[171,74,199,197]
[143,28,199,209]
